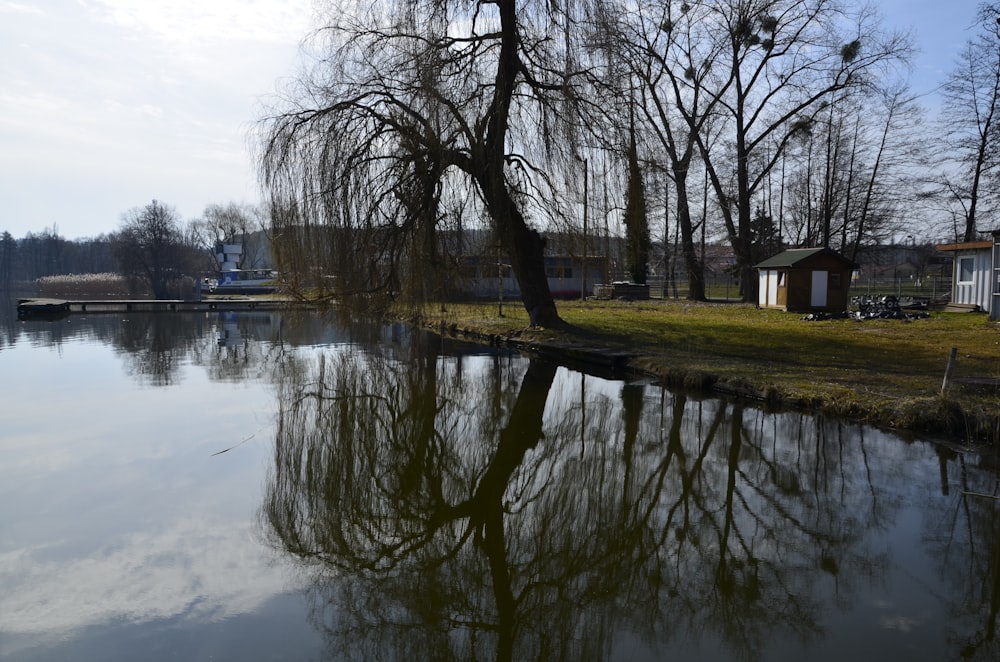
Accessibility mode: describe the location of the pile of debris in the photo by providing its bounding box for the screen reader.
[800,295,931,321]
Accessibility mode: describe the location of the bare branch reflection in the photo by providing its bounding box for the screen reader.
[261,341,934,661]
[7,304,998,659]
[924,448,1000,659]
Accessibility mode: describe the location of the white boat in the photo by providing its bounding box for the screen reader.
[203,269,279,295]
[202,243,279,295]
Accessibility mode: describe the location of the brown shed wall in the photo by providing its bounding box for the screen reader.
[783,257,852,312]
[757,249,856,312]
[785,270,812,311]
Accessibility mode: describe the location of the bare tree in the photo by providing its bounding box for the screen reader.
[596,0,909,301]
[193,203,271,269]
[843,86,922,256]
[258,1,599,326]
[112,200,198,298]
[778,85,919,256]
[606,0,725,300]
[934,2,1000,242]
[639,0,910,302]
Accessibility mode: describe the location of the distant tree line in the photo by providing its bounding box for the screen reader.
[0,227,117,289]
[1,200,272,297]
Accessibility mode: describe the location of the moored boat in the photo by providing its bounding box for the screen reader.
[202,269,279,295]
[203,242,279,295]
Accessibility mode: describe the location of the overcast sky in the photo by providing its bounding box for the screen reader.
[0,0,981,240]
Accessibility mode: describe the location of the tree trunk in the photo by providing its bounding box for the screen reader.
[478,0,561,328]
[478,171,561,327]
[672,164,706,301]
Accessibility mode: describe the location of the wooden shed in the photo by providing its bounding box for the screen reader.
[755,248,858,312]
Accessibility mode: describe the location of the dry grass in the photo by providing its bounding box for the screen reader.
[33,273,145,299]
[419,299,1000,443]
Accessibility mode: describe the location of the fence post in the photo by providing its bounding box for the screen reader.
[941,347,958,396]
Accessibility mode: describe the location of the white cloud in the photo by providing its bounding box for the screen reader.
[1,1,44,16]
[0,517,294,637]
[90,0,313,45]
[0,0,313,237]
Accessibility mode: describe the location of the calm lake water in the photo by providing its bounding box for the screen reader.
[1,301,998,661]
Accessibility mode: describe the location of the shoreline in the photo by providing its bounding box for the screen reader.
[417,300,1000,449]
[10,292,998,448]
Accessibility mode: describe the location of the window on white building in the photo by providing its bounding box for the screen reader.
[958,256,975,283]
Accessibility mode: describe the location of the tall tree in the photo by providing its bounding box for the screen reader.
[0,231,15,290]
[651,0,909,301]
[258,1,593,326]
[936,2,1000,242]
[848,87,922,254]
[608,0,723,300]
[194,203,270,269]
[779,86,918,257]
[112,200,197,298]
[623,118,652,284]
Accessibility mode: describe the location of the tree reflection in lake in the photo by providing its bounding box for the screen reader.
[4,304,997,660]
[260,332,999,661]
[1,307,373,385]
[924,447,1000,659]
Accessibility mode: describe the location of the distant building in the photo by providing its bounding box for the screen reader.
[454,254,607,300]
[755,248,858,313]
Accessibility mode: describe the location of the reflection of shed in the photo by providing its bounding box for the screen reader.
[935,233,1000,319]
[755,248,858,312]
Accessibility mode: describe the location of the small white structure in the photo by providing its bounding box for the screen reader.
[203,242,278,295]
[936,231,1000,320]
[215,243,243,271]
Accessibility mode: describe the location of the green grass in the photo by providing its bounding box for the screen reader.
[419,299,1000,443]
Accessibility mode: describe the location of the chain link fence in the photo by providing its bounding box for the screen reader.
[645,274,953,304]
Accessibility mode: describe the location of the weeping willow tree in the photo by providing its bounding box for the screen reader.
[257,1,599,327]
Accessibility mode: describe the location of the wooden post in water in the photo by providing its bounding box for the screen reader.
[941,346,958,396]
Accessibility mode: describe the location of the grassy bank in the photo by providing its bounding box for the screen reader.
[418,299,1000,445]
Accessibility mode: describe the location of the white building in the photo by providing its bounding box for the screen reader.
[936,231,1000,320]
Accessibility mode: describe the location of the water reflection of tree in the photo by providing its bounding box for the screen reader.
[924,449,1000,660]
[114,314,205,385]
[0,291,19,348]
[5,310,334,385]
[261,344,909,661]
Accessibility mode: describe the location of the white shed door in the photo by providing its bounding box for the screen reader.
[811,270,828,307]
[759,271,778,307]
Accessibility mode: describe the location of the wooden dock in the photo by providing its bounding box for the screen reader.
[17,297,307,318]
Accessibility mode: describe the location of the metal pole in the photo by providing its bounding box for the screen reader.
[497,244,503,317]
[582,157,588,301]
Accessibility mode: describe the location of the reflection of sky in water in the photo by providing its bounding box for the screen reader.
[0,317,323,660]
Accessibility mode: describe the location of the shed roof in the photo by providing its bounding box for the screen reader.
[754,247,857,269]
[935,240,992,252]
